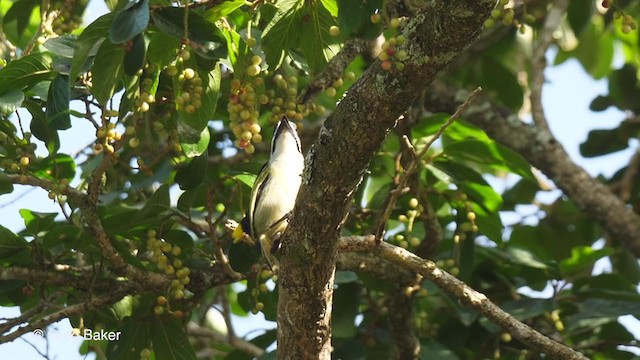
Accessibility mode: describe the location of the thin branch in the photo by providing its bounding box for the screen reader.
[301,39,369,103]
[0,291,127,344]
[530,0,570,131]
[5,174,85,205]
[338,236,589,360]
[0,304,46,335]
[206,184,241,280]
[373,88,482,240]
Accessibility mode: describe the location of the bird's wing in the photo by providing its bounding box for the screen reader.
[249,161,270,238]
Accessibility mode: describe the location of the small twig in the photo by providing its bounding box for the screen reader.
[530,0,570,131]
[373,88,482,240]
[218,286,237,339]
[206,184,241,280]
[19,336,48,359]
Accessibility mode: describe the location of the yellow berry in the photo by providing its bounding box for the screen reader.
[390,18,401,28]
[19,157,29,167]
[183,68,195,80]
[247,64,261,77]
[329,26,340,37]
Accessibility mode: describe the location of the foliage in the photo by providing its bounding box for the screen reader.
[0,0,639,359]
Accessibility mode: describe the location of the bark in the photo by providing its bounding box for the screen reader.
[276,1,495,358]
[425,81,640,257]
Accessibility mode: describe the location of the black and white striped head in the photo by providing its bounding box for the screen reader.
[271,116,302,156]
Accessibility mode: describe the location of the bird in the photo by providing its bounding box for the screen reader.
[233,116,304,271]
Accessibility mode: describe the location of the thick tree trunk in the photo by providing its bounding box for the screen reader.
[276,1,495,358]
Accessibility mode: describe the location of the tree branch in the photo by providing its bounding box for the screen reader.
[0,291,128,344]
[530,0,570,131]
[425,81,640,257]
[338,236,589,360]
[277,1,495,358]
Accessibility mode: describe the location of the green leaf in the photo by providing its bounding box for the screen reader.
[561,21,613,79]
[573,298,640,319]
[567,0,595,37]
[480,297,554,333]
[135,184,171,220]
[261,0,303,69]
[299,2,341,73]
[0,52,54,95]
[607,64,640,112]
[505,247,551,270]
[2,0,38,42]
[589,95,613,111]
[25,99,60,155]
[109,0,150,44]
[45,74,71,130]
[420,338,459,360]
[336,0,382,39]
[151,8,227,60]
[175,154,207,190]
[43,35,78,58]
[124,33,147,76]
[150,318,197,360]
[205,0,246,22]
[0,225,28,259]
[501,178,540,211]
[479,57,523,110]
[231,172,256,188]
[579,123,640,158]
[560,246,613,277]
[31,153,76,180]
[176,184,206,212]
[333,282,358,338]
[92,39,126,105]
[0,89,24,114]
[18,209,57,234]
[70,13,114,82]
[319,0,338,16]
[0,173,14,195]
[175,65,220,131]
[179,126,210,158]
[444,139,534,180]
[147,31,180,68]
[107,318,150,360]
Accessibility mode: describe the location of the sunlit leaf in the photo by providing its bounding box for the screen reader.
[0,52,54,95]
